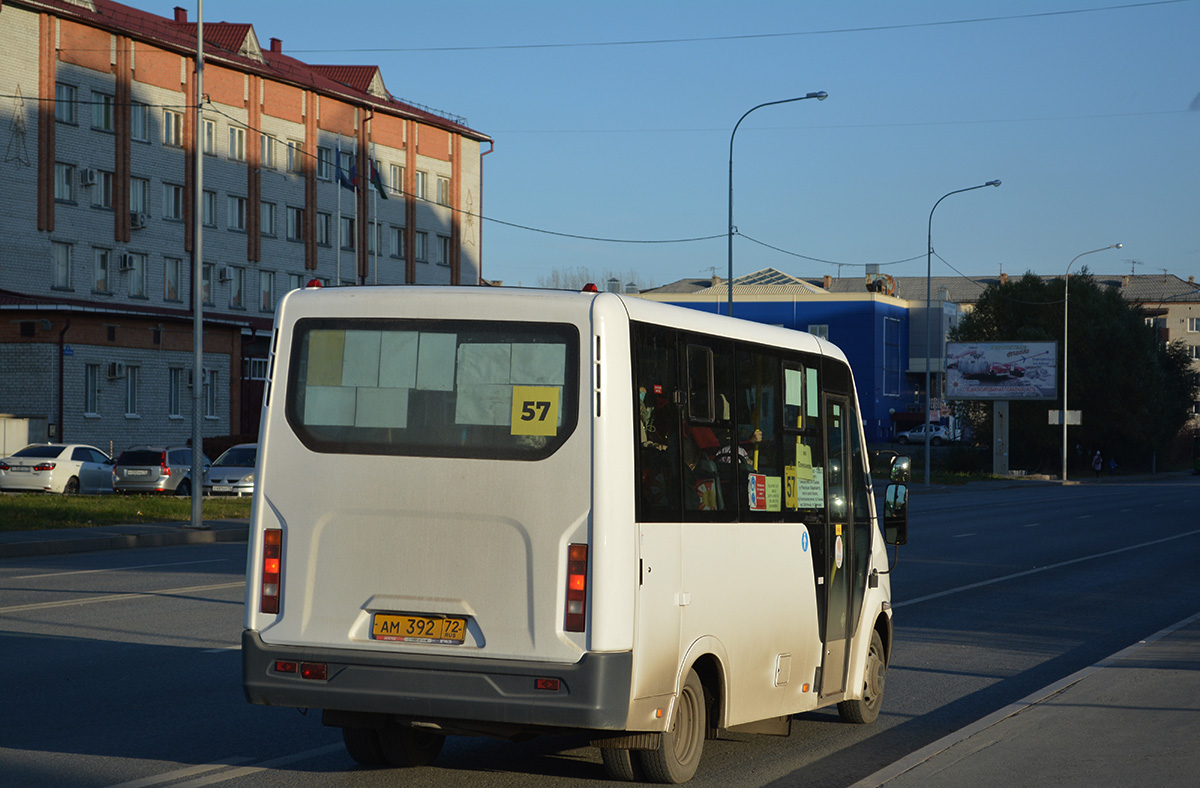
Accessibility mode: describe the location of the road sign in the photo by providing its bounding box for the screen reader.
[1048,410,1081,426]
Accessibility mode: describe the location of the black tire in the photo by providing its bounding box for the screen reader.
[64,477,80,495]
[378,723,444,767]
[175,479,191,497]
[838,629,887,724]
[600,747,643,782]
[636,668,706,784]
[341,727,388,767]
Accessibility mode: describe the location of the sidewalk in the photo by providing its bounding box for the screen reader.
[0,519,248,559]
[854,612,1200,788]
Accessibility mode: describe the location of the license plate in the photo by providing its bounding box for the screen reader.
[10,466,30,473]
[126,469,149,476]
[213,485,233,492]
[372,613,466,644]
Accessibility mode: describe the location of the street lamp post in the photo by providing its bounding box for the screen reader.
[1061,243,1122,484]
[924,180,1001,486]
[727,91,827,317]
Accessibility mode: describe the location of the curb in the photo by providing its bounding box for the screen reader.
[0,521,249,559]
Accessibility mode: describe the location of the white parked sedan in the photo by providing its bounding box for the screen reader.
[204,443,258,497]
[0,443,114,494]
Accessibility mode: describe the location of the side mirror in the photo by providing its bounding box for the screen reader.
[890,455,912,483]
[884,483,908,545]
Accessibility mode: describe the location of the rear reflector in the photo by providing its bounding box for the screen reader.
[564,543,588,632]
[535,678,561,691]
[260,528,282,614]
[300,662,328,680]
[274,660,298,674]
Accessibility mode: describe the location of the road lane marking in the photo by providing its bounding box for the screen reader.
[1023,523,1041,528]
[0,581,243,614]
[104,757,253,788]
[896,528,1200,608]
[114,743,347,788]
[953,533,975,538]
[12,558,228,581]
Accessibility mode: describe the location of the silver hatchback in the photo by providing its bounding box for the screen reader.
[204,443,258,497]
[112,446,210,496]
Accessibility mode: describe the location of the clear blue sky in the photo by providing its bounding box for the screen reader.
[128,1,1200,288]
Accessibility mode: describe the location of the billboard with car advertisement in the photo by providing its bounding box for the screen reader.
[945,342,1058,401]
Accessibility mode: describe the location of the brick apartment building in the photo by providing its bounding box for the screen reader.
[0,0,491,456]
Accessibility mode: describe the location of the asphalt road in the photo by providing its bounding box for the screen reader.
[1,476,1197,787]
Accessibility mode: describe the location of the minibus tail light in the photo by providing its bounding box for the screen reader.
[261,528,282,614]
[564,543,588,632]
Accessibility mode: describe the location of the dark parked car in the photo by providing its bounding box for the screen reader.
[112,446,210,495]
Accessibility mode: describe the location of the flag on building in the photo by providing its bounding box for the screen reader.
[335,147,356,192]
[369,159,388,199]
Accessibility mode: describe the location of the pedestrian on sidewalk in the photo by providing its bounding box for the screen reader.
[1092,450,1103,478]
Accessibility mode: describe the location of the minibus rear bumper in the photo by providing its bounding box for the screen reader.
[242,629,633,732]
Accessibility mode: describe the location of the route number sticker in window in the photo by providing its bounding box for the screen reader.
[511,386,560,436]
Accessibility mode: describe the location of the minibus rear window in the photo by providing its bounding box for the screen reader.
[285,318,579,460]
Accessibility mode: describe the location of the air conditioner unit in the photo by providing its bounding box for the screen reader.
[107,361,127,380]
[130,212,148,230]
[218,266,232,283]
[118,253,135,271]
[79,168,98,187]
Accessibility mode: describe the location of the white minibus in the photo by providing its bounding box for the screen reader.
[243,284,909,783]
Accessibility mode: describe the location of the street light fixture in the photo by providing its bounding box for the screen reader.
[727,91,827,317]
[1060,243,1122,484]
[924,180,1001,486]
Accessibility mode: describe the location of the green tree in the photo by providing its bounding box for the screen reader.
[950,271,1198,473]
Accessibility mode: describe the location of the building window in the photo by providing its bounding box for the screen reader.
[260,202,276,236]
[288,273,304,291]
[883,316,901,396]
[228,196,247,231]
[808,324,830,340]
[1188,318,1200,333]
[316,212,331,246]
[260,134,276,168]
[368,220,381,254]
[164,184,184,220]
[92,171,114,209]
[202,263,214,305]
[230,266,245,309]
[414,170,427,199]
[204,369,218,418]
[390,226,405,258]
[1190,345,1200,360]
[93,249,111,293]
[164,257,182,301]
[52,242,72,290]
[202,119,216,155]
[169,368,183,417]
[203,190,217,227]
[130,102,149,142]
[340,216,355,250]
[287,140,304,173]
[286,206,304,241]
[437,176,450,206]
[163,109,184,147]
[55,83,77,123]
[316,146,332,180]
[130,177,150,216]
[390,164,405,194]
[438,235,451,266]
[85,364,99,415]
[91,91,114,131]
[126,253,147,298]
[54,163,74,202]
[415,231,428,262]
[125,366,140,416]
[229,127,246,161]
[259,271,275,312]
